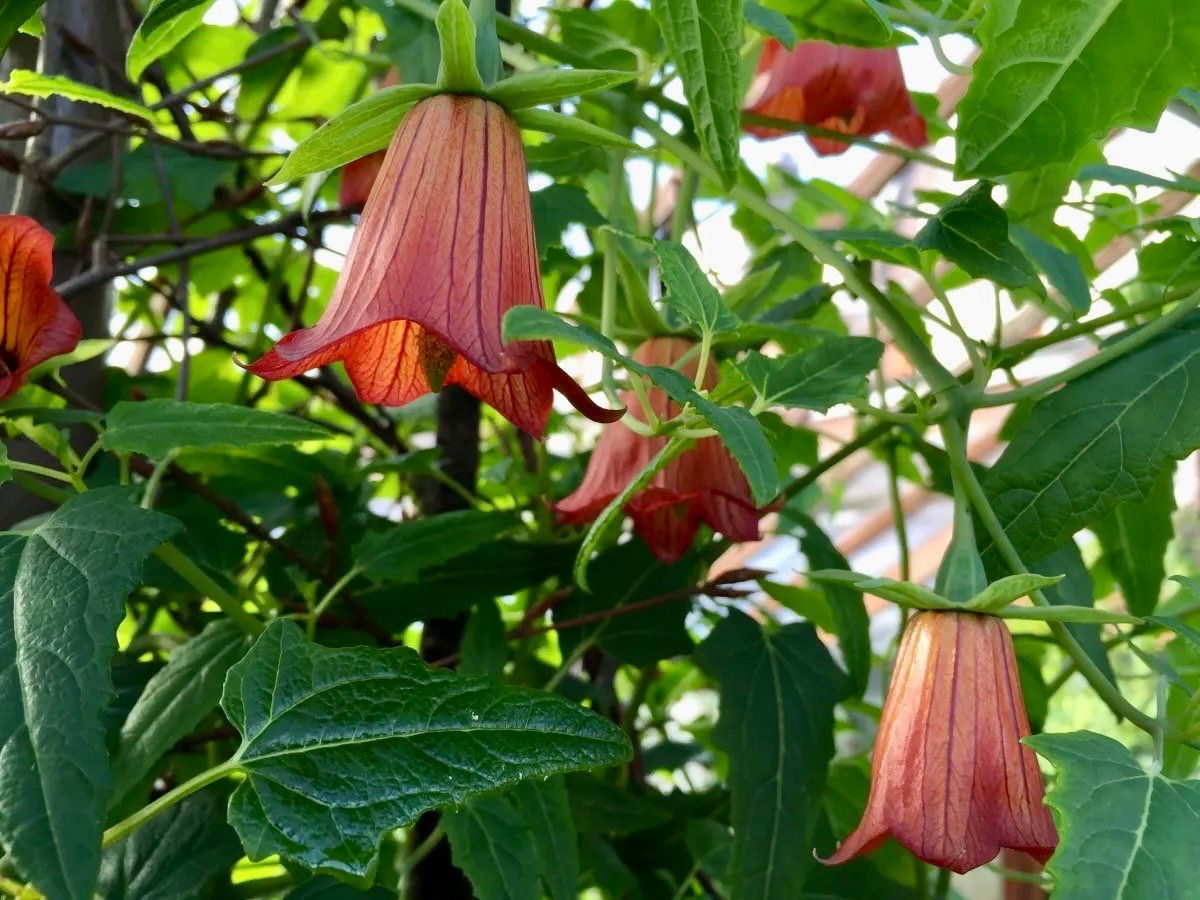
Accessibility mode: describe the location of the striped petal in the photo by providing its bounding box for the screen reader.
[823,611,1058,874]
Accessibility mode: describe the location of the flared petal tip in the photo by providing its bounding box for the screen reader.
[542,361,625,424]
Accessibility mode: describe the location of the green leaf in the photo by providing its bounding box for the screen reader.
[0,489,179,900]
[963,573,1064,612]
[745,1,796,47]
[956,0,1200,177]
[555,542,698,665]
[808,569,958,611]
[531,183,605,257]
[567,775,671,835]
[0,0,43,56]
[269,84,438,184]
[103,399,330,458]
[794,514,871,696]
[1031,543,1118,690]
[468,0,502,86]
[488,68,636,110]
[109,620,252,806]
[511,107,638,150]
[0,69,155,121]
[691,401,780,506]
[696,611,846,897]
[1027,730,1200,900]
[0,443,10,488]
[445,795,540,900]
[1012,225,1091,313]
[355,510,518,584]
[99,787,242,900]
[737,339,882,411]
[459,600,507,677]
[982,314,1200,565]
[1094,463,1175,617]
[509,778,578,900]
[221,620,630,878]
[127,0,214,81]
[996,605,1140,625]
[652,0,743,188]
[436,0,484,92]
[914,182,1039,288]
[284,876,394,900]
[655,239,740,334]
[1081,163,1200,193]
[760,0,893,46]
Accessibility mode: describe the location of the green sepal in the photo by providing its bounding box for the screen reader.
[511,107,638,150]
[469,0,502,86]
[934,506,988,604]
[269,83,438,185]
[487,69,636,111]
[436,0,484,93]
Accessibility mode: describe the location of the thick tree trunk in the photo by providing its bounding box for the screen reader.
[0,0,126,526]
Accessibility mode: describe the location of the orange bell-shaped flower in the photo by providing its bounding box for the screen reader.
[0,215,81,400]
[824,610,1058,874]
[338,68,402,208]
[248,94,620,438]
[744,39,927,155]
[556,337,766,562]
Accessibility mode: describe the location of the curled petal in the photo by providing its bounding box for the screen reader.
[0,215,81,400]
[556,337,769,562]
[823,611,1057,874]
[744,40,928,155]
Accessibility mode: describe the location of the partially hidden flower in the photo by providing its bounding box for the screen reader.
[339,68,402,208]
[0,215,81,401]
[248,94,621,438]
[823,610,1058,874]
[743,39,928,154]
[555,337,767,562]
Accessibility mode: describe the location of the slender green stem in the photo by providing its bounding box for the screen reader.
[102,757,241,849]
[307,566,361,638]
[884,443,911,582]
[600,148,628,406]
[939,418,1160,735]
[140,450,180,509]
[154,543,264,636]
[931,866,952,900]
[976,286,1200,407]
[670,167,698,241]
[403,822,447,872]
[9,471,70,504]
[783,422,890,499]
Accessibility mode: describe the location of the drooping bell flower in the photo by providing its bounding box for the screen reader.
[247,94,620,438]
[743,39,928,154]
[339,68,402,208]
[823,610,1057,874]
[556,337,766,562]
[0,215,82,401]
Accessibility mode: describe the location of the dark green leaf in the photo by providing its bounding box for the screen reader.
[1013,225,1091,313]
[1029,543,1118,690]
[652,0,743,188]
[468,0,502,86]
[694,610,846,898]
[1081,163,1200,193]
[221,620,630,877]
[957,0,1200,177]
[0,0,42,56]
[655,239,740,334]
[692,402,780,507]
[982,314,1200,564]
[531,183,605,257]
[794,514,871,696]
[509,778,578,900]
[761,0,893,45]
[459,600,507,678]
[914,182,1038,288]
[98,787,242,900]
[127,0,214,81]
[1027,730,1200,900]
[744,2,795,47]
[355,510,518,584]
[737,338,882,411]
[567,775,671,835]
[1094,463,1174,616]
[285,876,394,899]
[103,400,329,459]
[0,443,10,488]
[445,795,540,900]
[110,620,252,806]
[0,490,179,900]
[555,542,698,665]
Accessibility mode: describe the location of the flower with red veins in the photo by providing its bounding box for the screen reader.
[247,94,620,438]
[556,337,768,563]
[0,215,82,401]
[823,610,1058,874]
[743,39,928,155]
